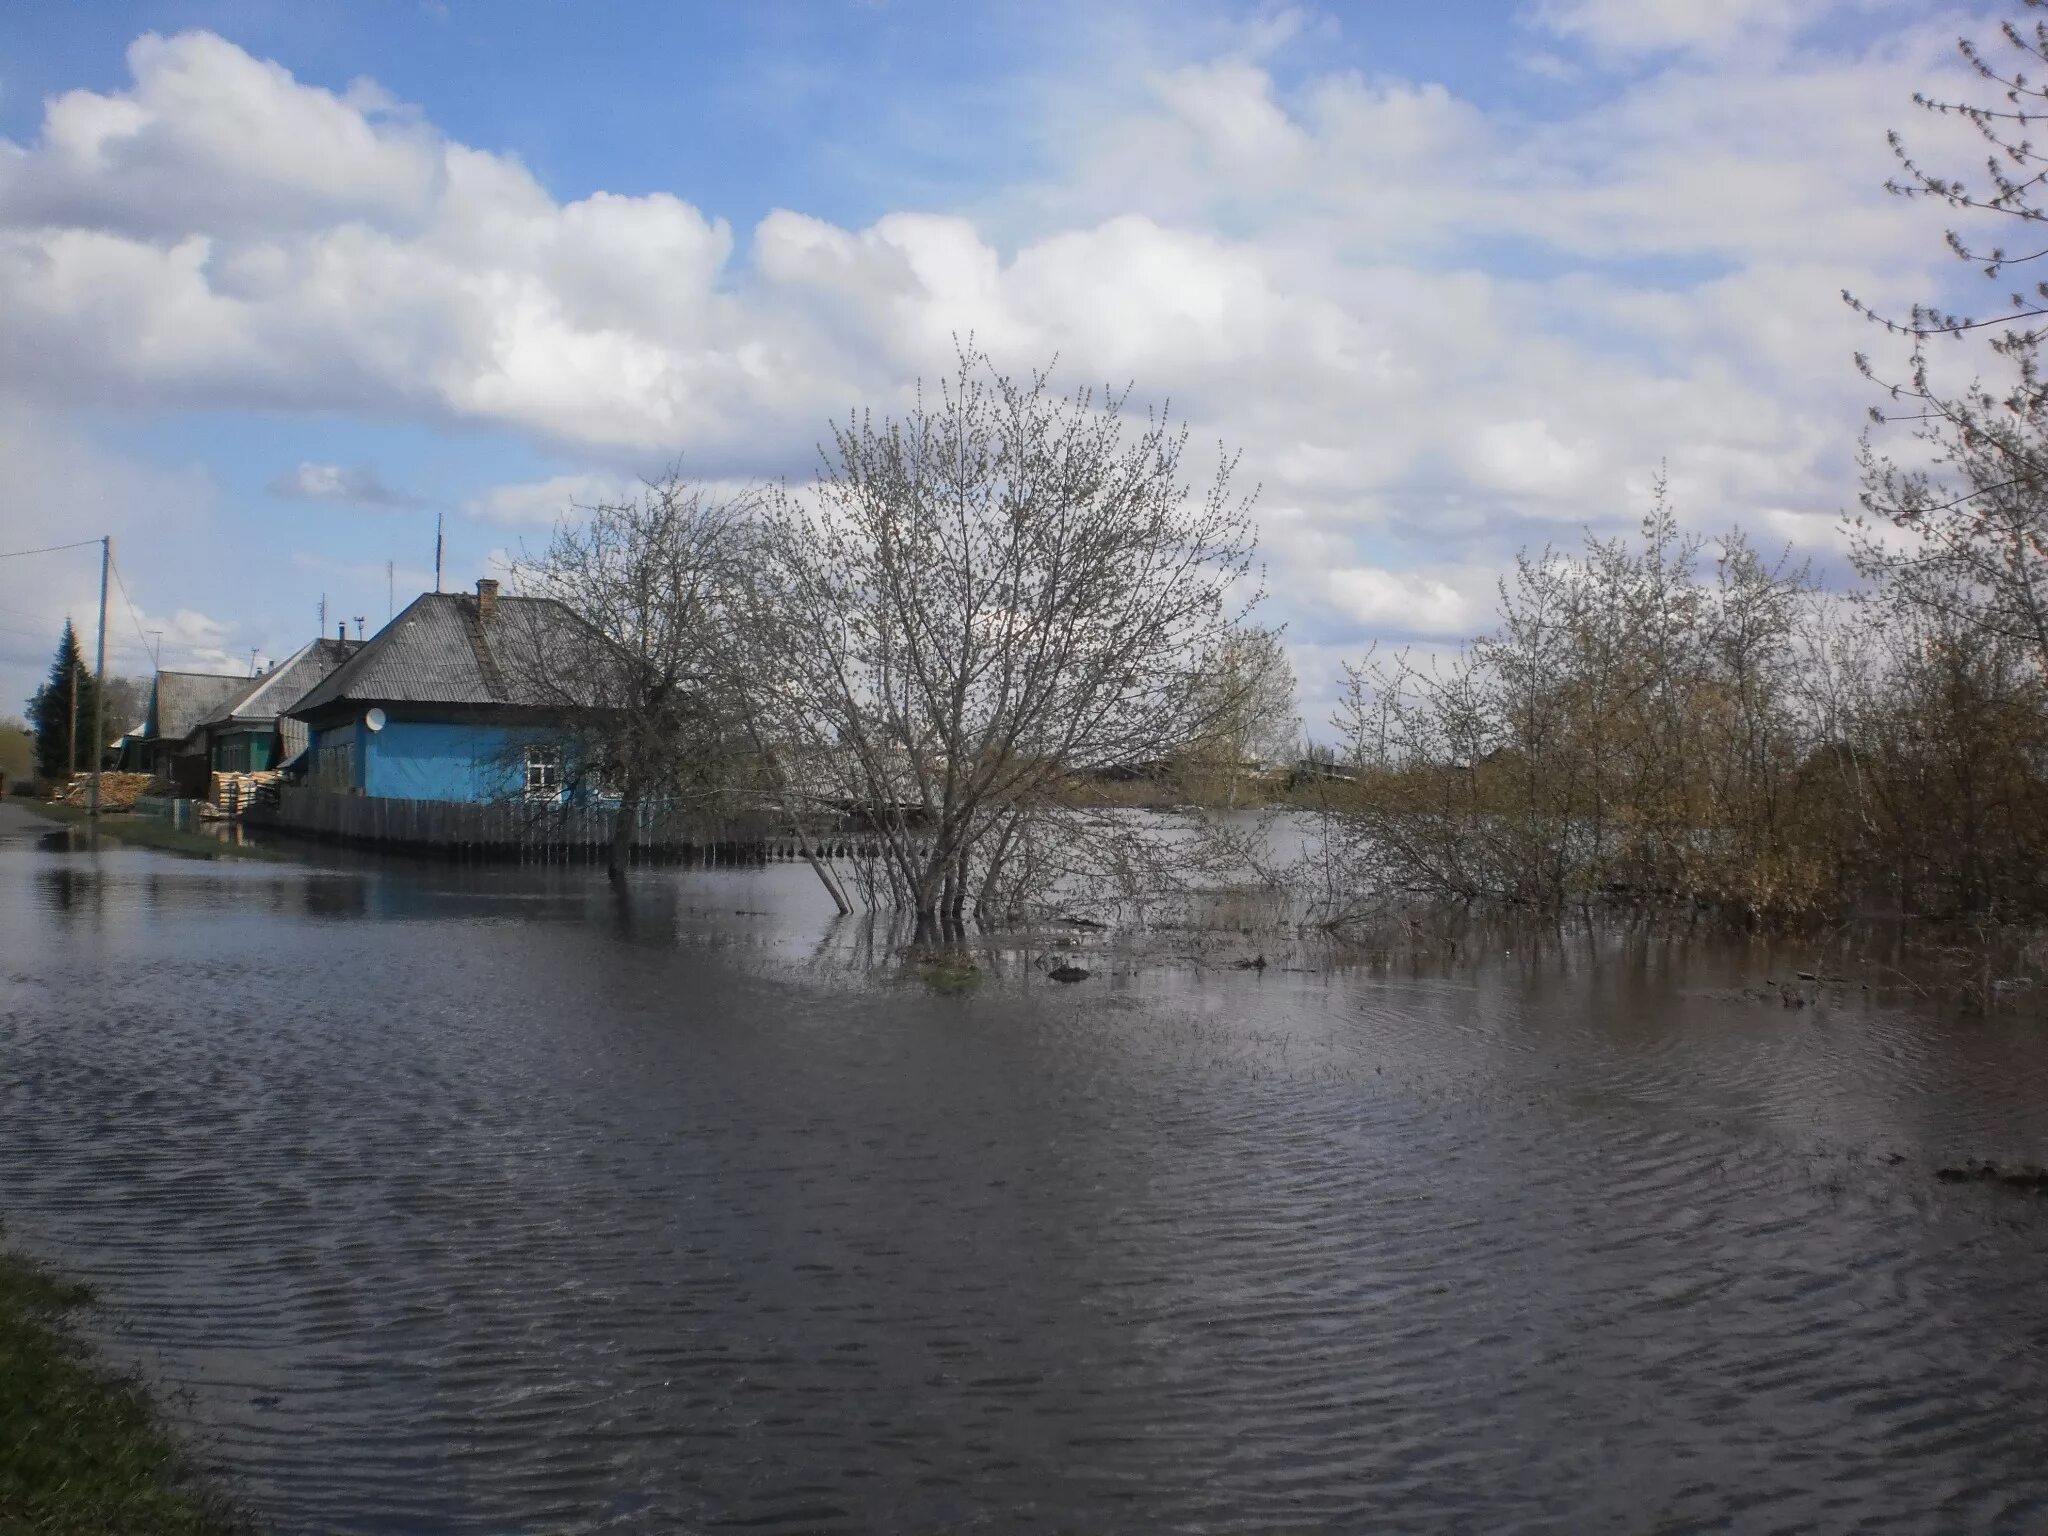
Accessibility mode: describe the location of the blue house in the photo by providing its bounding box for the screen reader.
[287,579,589,803]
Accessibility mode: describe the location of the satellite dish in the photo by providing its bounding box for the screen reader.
[365,707,387,732]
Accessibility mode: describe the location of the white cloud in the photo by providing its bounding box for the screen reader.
[1322,567,1481,637]
[0,19,2002,727]
[463,472,639,527]
[0,32,746,446]
[0,401,236,708]
[268,461,421,507]
[1531,0,1822,58]
[0,31,443,239]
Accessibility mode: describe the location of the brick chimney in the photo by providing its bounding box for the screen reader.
[475,577,499,621]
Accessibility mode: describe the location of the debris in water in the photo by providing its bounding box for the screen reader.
[1934,1160,2048,1191]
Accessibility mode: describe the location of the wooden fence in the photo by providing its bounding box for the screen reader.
[255,786,843,864]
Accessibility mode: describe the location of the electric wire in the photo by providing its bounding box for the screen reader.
[107,552,158,670]
[0,537,103,560]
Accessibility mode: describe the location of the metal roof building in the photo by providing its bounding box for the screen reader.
[291,586,584,717]
[286,581,594,803]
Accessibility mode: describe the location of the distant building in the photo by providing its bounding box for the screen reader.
[185,635,361,773]
[128,669,250,790]
[286,579,589,803]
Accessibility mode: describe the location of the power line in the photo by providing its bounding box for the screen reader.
[107,551,158,670]
[0,617,149,650]
[0,537,104,560]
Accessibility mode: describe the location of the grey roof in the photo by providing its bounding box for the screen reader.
[196,638,360,732]
[144,670,252,742]
[289,591,590,717]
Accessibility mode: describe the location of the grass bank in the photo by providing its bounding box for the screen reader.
[0,1236,248,1533]
[25,802,285,862]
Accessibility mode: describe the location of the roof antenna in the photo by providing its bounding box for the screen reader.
[318,593,327,635]
[353,615,365,641]
[434,512,443,594]
[387,559,395,621]
[249,646,260,677]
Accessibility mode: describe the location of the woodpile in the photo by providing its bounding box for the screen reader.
[56,772,155,810]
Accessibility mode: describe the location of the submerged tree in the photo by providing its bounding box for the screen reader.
[503,471,759,881]
[1330,494,1817,915]
[737,348,1263,933]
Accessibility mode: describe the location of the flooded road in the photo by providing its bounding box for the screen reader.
[3,802,2047,1533]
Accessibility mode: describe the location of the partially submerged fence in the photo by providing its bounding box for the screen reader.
[255,786,840,863]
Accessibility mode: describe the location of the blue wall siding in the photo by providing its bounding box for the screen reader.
[308,717,367,791]
[362,720,533,802]
[305,715,573,803]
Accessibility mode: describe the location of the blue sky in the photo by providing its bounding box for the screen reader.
[0,0,2001,723]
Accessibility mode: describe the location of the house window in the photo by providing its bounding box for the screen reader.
[524,746,562,800]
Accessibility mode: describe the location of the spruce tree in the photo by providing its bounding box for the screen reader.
[26,621,100,782]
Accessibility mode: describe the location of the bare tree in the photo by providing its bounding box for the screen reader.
[504,471,758,880]
[1847,5,2048,676]
[1327,495,1817,916]
[733,347,1262,935]
[1181,626,1297,807]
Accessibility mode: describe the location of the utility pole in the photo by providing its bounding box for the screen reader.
[89,536,108,822]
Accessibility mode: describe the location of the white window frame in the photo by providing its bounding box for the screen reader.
[523,745,563,801]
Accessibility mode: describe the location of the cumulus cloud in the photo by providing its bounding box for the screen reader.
[0,31,746,445]
[0,19,1999,726]
[0,31,443,240]
[267,461,421,507]
[463,472,638,527]
[1321,567,1483,638]
[0,401,236,705]
[1530,0,1825,58]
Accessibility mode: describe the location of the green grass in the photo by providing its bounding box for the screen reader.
[910,950,984,994]
[24,804,285,863]
[0,1240,249,1534]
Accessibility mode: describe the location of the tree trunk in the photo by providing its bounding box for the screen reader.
[790,815,853,914]
[950,844,971,928]
[608,782,640,883]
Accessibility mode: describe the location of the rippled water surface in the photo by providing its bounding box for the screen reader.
[4,803,2048,1534]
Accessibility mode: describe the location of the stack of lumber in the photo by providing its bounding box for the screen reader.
[57,772,155,810]
[208,770,281,819]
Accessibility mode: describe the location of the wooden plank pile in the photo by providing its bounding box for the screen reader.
[207,770,282,819]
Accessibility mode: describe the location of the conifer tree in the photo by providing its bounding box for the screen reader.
[25,621,100,782]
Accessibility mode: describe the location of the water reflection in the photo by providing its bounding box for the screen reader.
[37,864,102,916]
[1,808,2046,1534]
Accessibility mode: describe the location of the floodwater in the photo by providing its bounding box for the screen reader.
[3,804,2047,1534]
